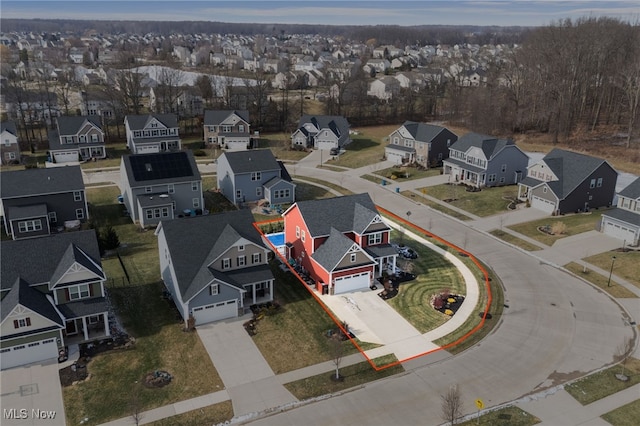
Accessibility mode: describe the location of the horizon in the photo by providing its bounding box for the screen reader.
[1,1,639,28]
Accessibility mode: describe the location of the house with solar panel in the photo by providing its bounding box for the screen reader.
[48,115,106,163]
[385,121,458,168]
[1,166,88,240]
[217,149,295,207]
[120,150,203,228]
[0,230,110,370]
[290,114,351,151]
[203,109,252,151]
[124,113,181,154]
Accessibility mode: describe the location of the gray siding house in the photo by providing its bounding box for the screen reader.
[203,110,252,151]
[443,133,529,188]
[124,114,181,154]
[600,177,640,246]
[217,149,295,207]
[518,149,618,215]
[1,166,88,240]
[48,115,106,163]
[120,150,203,228]
[291,115,351,150]
[1,231,109,370]
[385,121,458,168]
[156,209,274,326]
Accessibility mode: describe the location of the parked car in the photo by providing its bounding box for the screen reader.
[330,147,340,156]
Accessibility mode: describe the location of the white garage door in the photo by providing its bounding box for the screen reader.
[192,300,238,325]
[531,196,556,214]
[334,272,370,294]
[1,338,58,370]
[137,145,160,154]
[385,150,405,165]
[53,151,79,163]
[603,220,637,243]
[316,141,337,151]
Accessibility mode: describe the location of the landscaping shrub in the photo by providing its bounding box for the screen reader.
[551,221,567,235]
[193,149,207,156]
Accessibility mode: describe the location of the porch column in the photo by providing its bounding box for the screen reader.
[392,256,396,273]
[82,317,89,341]
[269,279,274,300]
[252,284,256,304]
[104,313,110,336]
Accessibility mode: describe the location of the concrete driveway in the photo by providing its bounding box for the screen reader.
[0,359,65,426]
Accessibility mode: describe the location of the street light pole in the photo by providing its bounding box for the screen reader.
[607,256,617,287]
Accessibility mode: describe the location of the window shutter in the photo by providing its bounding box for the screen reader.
[89,284,94,297]
[14,320,19,329]
[65,288,70,301]
[26,317,31,326]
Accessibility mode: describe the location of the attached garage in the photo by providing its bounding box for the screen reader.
[192,299,238,325]
[531,196,557,214]
[53,151,79,163]
[1,338,58,370]
[602,220,637,244]
[316,140,337,151]
[334,272,370,294]
[137,145,160,154]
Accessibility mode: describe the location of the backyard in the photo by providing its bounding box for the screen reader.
[508,211,606,246]
[324,124,398,169]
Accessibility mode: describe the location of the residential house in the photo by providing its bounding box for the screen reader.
[156,209,274,326]
[291,114,351,151]
[517,149,618,215]
[203,110,251,151]
[79,88,118,119]
[1,121,20,165]
[217,149,295,207]
[124,113,181,154]
[385,122,458,168]
[120,150,203,228]
[363,59,391,75]
[367,76,401,101]
[1,231,109,370]
[443,133,529,188]
[48,115,106,163]
[600,177,640,246]
[282,193,398,295]
[1,166,88,240]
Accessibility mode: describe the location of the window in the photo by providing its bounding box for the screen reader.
[368,233,382,245]
[301,230,306,242]
[76,209,85,219]
[88,315,100,324]
[168,184,175,194]
[209,284,219,295]
[237,256,246,267]
[48,212,57,223]
[488,174,496,183]
[8,152,16,159]
[236,190,242,199]
[222,125,232,132]
[447,139,451,147]
[596,177,603,188]
[145,186,153,193]
[350,253,357,263]
[18,219,42,233]
[146,209,153,220]
[393,137,399,145]
[238,124,245,132]
[501,164,507,172]
[161,207,169,217]
[222,258,231,269]
[69,284,90,300]
[193,198,200,208]
[499,177,505,184]
[13,317,31,329]
[256,187,262,197]
[4,138,10,146]
[91,134,98,142]
[192,182,199,191]
[252,253,262,264]
[296,226,300,238]
[251,172,261,181]
[590,179,596,188]
[543,186,548,193]
[74,191,82,201]
[238,245,245,251]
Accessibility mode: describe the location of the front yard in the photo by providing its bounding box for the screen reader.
[325,124,398,169]
[564,358,640,405]
[416,183,520,217]
[508,211,606,246]
[583,250,640,289]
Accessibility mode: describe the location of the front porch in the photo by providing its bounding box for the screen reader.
[63,312,110,346]
[242,280,274,309]
[79,145,106,160]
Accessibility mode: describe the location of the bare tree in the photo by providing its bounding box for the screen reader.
[329,334,344,381]
[129,385,144,426]
[615,336,635,378]
[154,66,185,114]
[441,384,464,425]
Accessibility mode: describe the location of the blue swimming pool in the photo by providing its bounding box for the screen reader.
[266,232,285,246]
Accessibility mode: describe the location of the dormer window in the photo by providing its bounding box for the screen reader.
[13,317,31,329]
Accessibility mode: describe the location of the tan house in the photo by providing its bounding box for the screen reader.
[203,110,251,151]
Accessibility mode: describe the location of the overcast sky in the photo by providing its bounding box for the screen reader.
[2,1,639,27]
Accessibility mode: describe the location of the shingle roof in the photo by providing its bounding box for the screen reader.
[0,121,17,136]
[221,149,280,175]
[49,243,105,286]
[1,230,102,292]
[541,149,614,199]
[619,177,640,199]
[601,208,640,227]
[311,228,359,271]
[297,115,351,146]
[449,132,514,159]
[56,115,102,135]
[159,210,269,301]
[6,204,48,221]
[401,121,447,142]
[291,193,383,237]
[203,110,250,126]
[56,297,109,319]
[125,113,178,130]
[121,150,200,185]
[0,166,84,199]
[0,277,65,326]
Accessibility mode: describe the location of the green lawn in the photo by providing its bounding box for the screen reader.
[583,250,640,289]
[400,190,473,221]
[508,211,605,246]
[149,401,234,426]
[417,184,520,217]
[601,399,640,426]
[489,229,543,251]
[374,166,442,181]
[256,133,310,161]
[293,177,353,197]
[565,358,640,405]
[324,125,398,169]
[458,406,540,426]
[283,355,404,400]
[564,263,638,298]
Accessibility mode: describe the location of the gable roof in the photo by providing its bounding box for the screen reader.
[49,243,105,286]
[0,165,84,199]
[297,115,351,145]
[290,193,384,237]
[401,121,449,142]
[449,132,515,159]
[122,150,201,185]
[125,113,178,130]
[203,110,249,125]
[0,277,64,326]
[311,227,373,272]
[56,115,102,135]
[221,149,280,174]
[1,230,103,292]
[542,149,615,199]
[0,121,18,136]
[159,209,268,301]
[619,177,640,199]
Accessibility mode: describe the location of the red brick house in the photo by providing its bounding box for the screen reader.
[282,193,398,295]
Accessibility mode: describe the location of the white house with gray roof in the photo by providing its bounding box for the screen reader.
[48,115,106,163]
[203,109,251,151]
[443,133,529,188]
[1,121,20,165]
[156,209,274,326]
[124,113,181,154]
[291,114,351,151]
[386,121,458,168]
[600,177,640,246]
[216,149,295,207]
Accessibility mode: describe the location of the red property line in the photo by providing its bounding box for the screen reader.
[253,209,492,371]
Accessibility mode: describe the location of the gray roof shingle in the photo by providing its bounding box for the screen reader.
[125,113,178,130]
[402,121,448,142]
[221,149,280,175]
[541,149,614,199]
[56,115,102,135]
[0,277,65,326]
[619,177,640,199]
[203,110,249,126]
[0,166,84,199]
[449,132,514,159]
[297,115,351,146]
[311,227,373,272]
[0,121,18,136]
